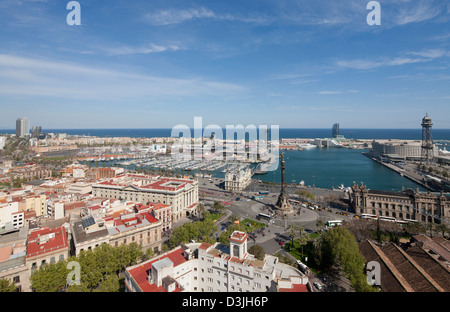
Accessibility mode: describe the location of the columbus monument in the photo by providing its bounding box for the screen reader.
[274,153,294,214]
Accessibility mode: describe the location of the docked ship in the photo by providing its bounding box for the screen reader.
[298,143,317,149]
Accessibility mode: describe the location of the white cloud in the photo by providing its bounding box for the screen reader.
[144,7,217,25]
[394,2,443,25]
[0,54,245,100]
[336,57,428,70]
[406,49,450,59]
[104,43,183,56]
[144,6,271,26]
[317,90,359,95]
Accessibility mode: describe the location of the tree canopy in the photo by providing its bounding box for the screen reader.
[30,242,144,292]
[314,226,376,292]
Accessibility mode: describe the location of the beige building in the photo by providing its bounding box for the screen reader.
[23,194,47,217]
[224,166,252,192]
[26,226,70,288]
[370,140,438,161]
[92,174,198,222]
[9,165,52,181]
[0,237,29,292]
[351,183,450,224]
[71,208,163,256]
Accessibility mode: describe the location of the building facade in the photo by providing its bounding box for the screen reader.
[371,140,438,161]
[15,118,29,138]
[351,183,450,224]
[26,226,70,278]
[125,231,309,293]
[92,175,198,222]
[224,166,252,192]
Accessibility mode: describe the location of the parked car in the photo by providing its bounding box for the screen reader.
[313,282,322,290]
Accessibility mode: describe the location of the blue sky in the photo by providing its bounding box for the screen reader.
[0,0,449,129]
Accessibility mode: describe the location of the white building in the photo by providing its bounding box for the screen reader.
[0,201,21,230]
[371,140,438,160]
[125,231,309,293]
[0,136,6,150]
[224,166,252,192]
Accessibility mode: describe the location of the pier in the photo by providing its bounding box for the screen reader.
[361,152,443,192]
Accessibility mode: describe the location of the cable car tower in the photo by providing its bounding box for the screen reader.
[420,114,434,166]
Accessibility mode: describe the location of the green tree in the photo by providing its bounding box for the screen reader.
[435,223,448,237]
[30,261,70,292]
[248,245,265,260]
[218,224,247,246]
[315,226,376,292]
[94,274,121,292]
[0,278,16,292]
[316,218,326,233]
[169,219,217,248]
[295,190,316,201]
[212,201,225,213]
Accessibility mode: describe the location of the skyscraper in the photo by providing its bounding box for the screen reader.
[332,123,339,138]
[16,117,30,138]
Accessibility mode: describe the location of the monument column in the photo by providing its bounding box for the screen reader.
[275,153,293,214]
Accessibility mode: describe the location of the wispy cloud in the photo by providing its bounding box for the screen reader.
[144,6,271,26]
[317,90,359,95]
[336,48,450,71]
[394,1,443,25]
[337,57,428,70]
[144,7,216,25]
[103,43,183,56]
[0,54,245,100]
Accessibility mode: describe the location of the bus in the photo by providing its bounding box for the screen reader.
[253,195,264,200]
[259,191,269,195]
[257,213,272,221]
[327,220,342,227]
[361,214,377,220]
[400,219,419,224]
[378,216,396,223]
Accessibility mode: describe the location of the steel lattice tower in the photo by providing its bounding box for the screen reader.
[421,114,434,165]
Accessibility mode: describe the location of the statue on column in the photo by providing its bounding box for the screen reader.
[275,153,293,214]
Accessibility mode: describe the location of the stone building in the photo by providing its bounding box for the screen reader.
[350,182,450,224]
[224,166,252,192]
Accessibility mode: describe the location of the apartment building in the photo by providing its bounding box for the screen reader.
[125,231,309,293]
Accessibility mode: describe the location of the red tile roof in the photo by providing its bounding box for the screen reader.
[26,226,69,258]
[127,247,187,292]
[278,284,309,292]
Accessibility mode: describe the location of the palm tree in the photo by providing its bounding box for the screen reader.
[435,223,448,237]
[426,222,435,238]
[197,203,206,220]
[316,218,326,233]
